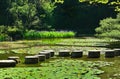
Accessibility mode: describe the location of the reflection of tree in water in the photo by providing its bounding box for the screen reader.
[107,41,120,48]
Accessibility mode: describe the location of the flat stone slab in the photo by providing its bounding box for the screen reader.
[0,60,16,67]
[71,50,83,58]
[25,56,38,58]
[8,56,20,63]
[114,49,120,56]
[104,50,115,58]
[42,50,55,57]
[25,56,39,64]
[35,55,46,61]
[88,50,101,58]
[39,52,51,59]
[59,50,70,57]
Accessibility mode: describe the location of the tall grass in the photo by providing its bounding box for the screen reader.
[24,30,75,39]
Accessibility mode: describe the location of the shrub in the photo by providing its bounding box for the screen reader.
[0,25,7,34]
[24,30,75,39]
[7,27,24,40]
[0,25,11,41]
[0,34,11,41]
[95,13,120,39]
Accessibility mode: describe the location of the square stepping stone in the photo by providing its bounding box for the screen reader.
[25,56,39,64]
[0,60,16,67]
[105,50,115,58]
[39,52,51,59]
[88,50,100,58]
[71,50,83,58]
[59,50,70,57]
[8,56,20,63]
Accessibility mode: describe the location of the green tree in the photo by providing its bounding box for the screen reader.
[40,0,56,30]
[9,0,40,30]
[9,0,55,31]
[95,13,120,39]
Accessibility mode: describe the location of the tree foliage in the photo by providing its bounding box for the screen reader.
[96,13,120,39]
[9,0,39,29]
[0,0,56,40]
[53,0,116,34]
[40,0,56,30]
[0,0,120,40]
[8,0,56,31]
[55,0,120,12]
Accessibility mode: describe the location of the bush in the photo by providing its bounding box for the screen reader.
[0,34,11,41]
[95,13,120,39]
[7,27,24,40]
[0,25,11,41]
[97,30,120,39]
[24,30,75,39]
[0,25,7,34]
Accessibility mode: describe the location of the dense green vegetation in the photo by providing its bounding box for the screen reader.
[53,0,117,34]
[0,0,120,41]
[24,30,75,39]
[0,1,120,79]
[0,59,112,79]
[96,13,120,39]
[0,38,119,79]
[0,27,75,41]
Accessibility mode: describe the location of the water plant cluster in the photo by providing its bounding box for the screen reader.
[24,30,75,40]
[0,59,113,79]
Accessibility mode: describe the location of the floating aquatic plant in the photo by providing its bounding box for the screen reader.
[0,59,114,79]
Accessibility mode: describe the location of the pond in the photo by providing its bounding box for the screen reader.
[0,38,119,79]
[0,51,120,79]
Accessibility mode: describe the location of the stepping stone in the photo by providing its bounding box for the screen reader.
[59,50,70,57]
[0,60,16,67]
[105,50,115,58]
[71,50,83,58]
[8,56,20,63]
[43,50,55,57]
[25,56,39,64]
[88,50,100,58]
[114,49,120,56]
[39,52,51,59]
[35,55,46,61]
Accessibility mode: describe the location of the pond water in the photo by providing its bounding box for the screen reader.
[0,52,120,79]
[0,38,119,79]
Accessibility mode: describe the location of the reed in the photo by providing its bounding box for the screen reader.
[24,30,75,39]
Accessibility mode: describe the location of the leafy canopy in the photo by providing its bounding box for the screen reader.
[96,13,120,39]
[55,0,120,12]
